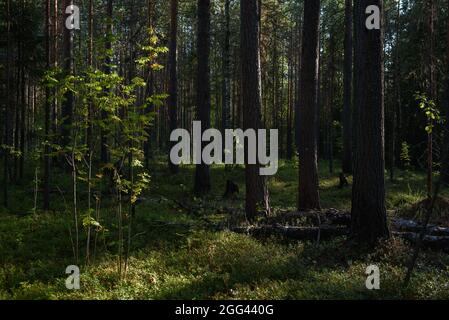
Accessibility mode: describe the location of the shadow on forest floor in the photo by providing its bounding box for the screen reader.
[0,159,448,299]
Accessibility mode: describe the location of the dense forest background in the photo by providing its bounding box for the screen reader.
[0,0,448,300]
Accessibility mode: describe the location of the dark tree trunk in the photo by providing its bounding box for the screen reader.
[426,0,436,197]
[168,0,179,174]
[43,0,51,210]
[221,0,231,136]
[61,0,74,148]
[194,0,211,194]
[316,40,322,160]
[286,27,294,160]
[14,61,20,181]
[52,0,58,140]
[272,31,278,132]
[19,58,25,182]
[240,0,270,220]
[88,0,93,67]
[12,0,24,183]
[298,0,321,211]
[342,0,353,174]
[278,45,285,158]
[328,31,335,175]
[443,0,449,185]
[294,6,302,153]
[4,0,11,207]
[351,0,389,245]
[390,0,401,182]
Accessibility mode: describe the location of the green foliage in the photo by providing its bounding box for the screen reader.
[82,213,103,231]
[39,28,168,272]
[400,141,411,168]
[415,93,443,134]
[136,29,169,71]
[0,144,22,158]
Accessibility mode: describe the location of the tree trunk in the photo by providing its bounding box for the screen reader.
[168,0,179,174]
[240,0,270,220]
[14,59,20,182]
[279,44,285,158]
[4,0,11,207]
[342,0,353,174]
[221,0,231,138]
[298,0,321,211]
[19,47,25,182]
[194,0,211,194]
[328,31,335,175]
[43,0,52,210]
[443,0,449,185]
[88,0,93,66]
[52,0,58,138]
[351,0,389,245]
[61,0,74,148]
[286,27,294,160]
[390,0,401,182]
[426,0,436,197]
[294,7,303,154]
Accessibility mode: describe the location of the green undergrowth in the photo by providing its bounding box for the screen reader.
[0,159,448,300]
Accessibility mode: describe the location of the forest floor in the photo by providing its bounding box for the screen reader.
[0,158,449,300]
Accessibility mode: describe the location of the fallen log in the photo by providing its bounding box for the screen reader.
[272,212,449,238]
[393,231,449,253]
[229,223,449,253]
[392,219,449,237]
